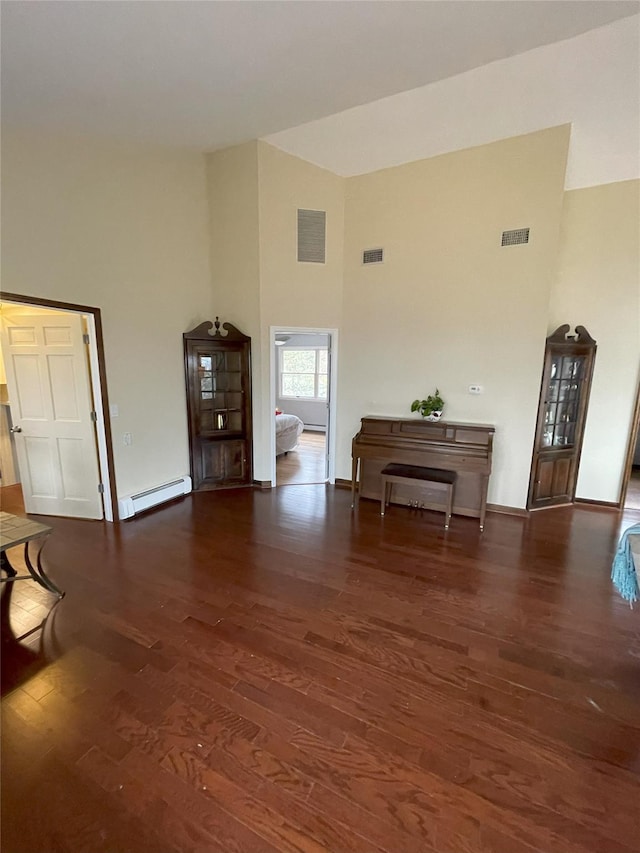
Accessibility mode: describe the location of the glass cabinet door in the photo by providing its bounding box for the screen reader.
[196,348,245,435]
[542,355,585,449]
[184,318,253,491]
[528,324,596,510]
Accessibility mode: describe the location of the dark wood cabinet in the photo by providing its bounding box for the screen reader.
[527,325,596,510]
[184,318,253,490]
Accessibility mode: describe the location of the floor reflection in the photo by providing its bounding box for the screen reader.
[1,580,63,696]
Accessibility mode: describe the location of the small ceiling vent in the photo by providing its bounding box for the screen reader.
[297,209,326,263]
[363,247,384,265]
[501,228,530,247]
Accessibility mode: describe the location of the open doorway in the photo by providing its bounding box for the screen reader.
[621,377,640,511]
[270,327,338,487]
[625,445,640,509]
[0,295,116,521]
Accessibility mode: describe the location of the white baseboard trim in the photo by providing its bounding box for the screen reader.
[118,476,192,519]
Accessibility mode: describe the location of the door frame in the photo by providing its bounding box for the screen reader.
[619,373,640,508]
[0,291,117,522]
[269,326,338,487]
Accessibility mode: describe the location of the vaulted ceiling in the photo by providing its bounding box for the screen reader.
[2,0,637,155]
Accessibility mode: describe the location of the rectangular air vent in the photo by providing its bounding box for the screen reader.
[501,228,530,247]
[297,209,326,263]
[362,247,384,265]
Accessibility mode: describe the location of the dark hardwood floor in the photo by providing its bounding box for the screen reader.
[2,484,640,853]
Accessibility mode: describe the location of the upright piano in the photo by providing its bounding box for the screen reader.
[351,417,495,528]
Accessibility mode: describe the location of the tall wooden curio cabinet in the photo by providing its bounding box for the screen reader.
[184,319,253,490]
[527,325,596,510]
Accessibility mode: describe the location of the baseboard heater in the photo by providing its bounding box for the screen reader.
[117,476,192,520]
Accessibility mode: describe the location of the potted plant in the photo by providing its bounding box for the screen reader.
[411,388,445,421]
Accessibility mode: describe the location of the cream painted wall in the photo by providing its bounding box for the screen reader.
[206,141,344,481]
[4,126,633,512]
[339,126,571,508]
[257,142,344,328]
[550,179,640,503]
[1,131,213,500]
[255,142,344,479]
[206,141,261,332]
[206,141,263,476]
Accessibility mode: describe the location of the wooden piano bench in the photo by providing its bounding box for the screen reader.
[380,463,457,529]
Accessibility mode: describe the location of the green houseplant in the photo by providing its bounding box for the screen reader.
[411,388,445,420]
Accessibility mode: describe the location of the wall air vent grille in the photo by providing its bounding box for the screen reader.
[501,228,530,246]
[297,209,326,263]
[363,248,384,264]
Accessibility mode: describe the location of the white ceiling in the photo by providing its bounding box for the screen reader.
[266,15,640,187]
[2,0,638,153]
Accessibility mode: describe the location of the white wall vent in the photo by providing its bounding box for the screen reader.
[297,209,326,263]
[363,247,384,264]
[118,476,192,520]
[501,228,530,246]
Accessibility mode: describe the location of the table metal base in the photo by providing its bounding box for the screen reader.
[0,513,65,599]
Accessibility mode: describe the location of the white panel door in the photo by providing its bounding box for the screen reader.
[0,313,103,519]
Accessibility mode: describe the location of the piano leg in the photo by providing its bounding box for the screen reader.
[380,480,390,516]
[351,457,359,509]
[479,475,489,531]
[445,484,453,530]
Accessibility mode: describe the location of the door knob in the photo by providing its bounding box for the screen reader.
[10,426,22,433]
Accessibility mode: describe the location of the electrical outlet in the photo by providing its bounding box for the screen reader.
[469,385,483,394]
[123,432,132,446]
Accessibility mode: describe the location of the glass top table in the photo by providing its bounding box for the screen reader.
[0,512,64,599]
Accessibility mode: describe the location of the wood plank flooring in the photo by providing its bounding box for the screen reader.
[2,485,640,853]
[276,431,326,486]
